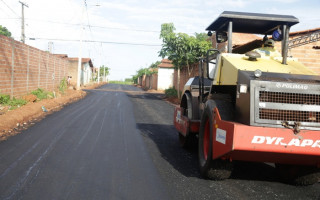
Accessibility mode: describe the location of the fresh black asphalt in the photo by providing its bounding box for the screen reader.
[0,84,319,199]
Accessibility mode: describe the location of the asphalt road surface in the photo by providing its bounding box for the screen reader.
[0,84,319,200]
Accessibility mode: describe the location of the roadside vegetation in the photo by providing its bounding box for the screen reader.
[131,23,211,99]
[164,87,178,98]
[132,61,160,84]
[0,77,72,111]
[0,94,27,110]
[0,25,11,37]
[0,88,54,111]
[159,23,212,99]
[31,88,54,100]
[59,78,67,94]
[109,80,133,85]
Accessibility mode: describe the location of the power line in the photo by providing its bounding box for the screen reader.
[89,25,160,33]
[23,18,161,33]
[0,6,12,18]
[29,37,162,46]
[0,0,19,17]
[84,39,161,46]
[84,1,100,67]
[3,17,195,35]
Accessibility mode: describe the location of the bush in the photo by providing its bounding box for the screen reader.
[0,94,10,104]
[31,88,49,100]
[0,93,27,110]
[59,78,67,94]
[165,87,178,98]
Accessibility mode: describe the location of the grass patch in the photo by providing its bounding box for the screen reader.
[0,93,10,104]
[0,93,27,110]
[109,80,133,85]
[31,88,53,100]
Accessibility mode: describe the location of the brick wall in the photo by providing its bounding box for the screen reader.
[173,63,199,92]
[287,40,320,74]
[272,36,320,74]
[0,35,68,97]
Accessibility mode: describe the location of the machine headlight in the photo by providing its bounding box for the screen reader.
[239,84,248,94]
[254,69,262,78]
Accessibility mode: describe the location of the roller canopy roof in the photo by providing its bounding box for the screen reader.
[206,11,299,35]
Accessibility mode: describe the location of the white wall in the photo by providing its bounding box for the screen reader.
[81,63,92,85]
[157,68,174,90]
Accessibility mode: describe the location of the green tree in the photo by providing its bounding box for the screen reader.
[159,23,211,99]
[99,65,110,76]
[0,25,11,37]
[132,68,146,84]
[98,65,110,82]
[149,61,161,68]
[132,61,160,84]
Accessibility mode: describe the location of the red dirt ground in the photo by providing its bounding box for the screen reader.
[0,83,106,141]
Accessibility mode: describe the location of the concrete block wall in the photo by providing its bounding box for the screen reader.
[0,35,68,98]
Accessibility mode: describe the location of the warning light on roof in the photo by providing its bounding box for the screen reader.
[272,29,283,41]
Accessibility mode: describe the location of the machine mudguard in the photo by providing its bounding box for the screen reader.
[211,107,320,167]
[174,107,200,136]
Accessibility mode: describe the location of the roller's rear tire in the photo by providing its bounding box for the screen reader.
[179,93,197,149]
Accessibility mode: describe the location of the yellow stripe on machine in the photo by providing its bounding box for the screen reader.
[215,53,317,85]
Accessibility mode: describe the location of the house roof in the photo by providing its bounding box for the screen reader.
[233,27,320,54]
[290,27,320,37]
[68,57,93,68]
[54,54,68,58]
[211,32,262,52]
[158,59,174,68]
[231,33,261,46]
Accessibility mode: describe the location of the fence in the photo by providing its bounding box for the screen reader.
[0,35,68,98]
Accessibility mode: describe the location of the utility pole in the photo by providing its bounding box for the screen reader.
[97,66,100,83]
[48,42,54,53]
[19,1,28,44]
[76,2,85,90]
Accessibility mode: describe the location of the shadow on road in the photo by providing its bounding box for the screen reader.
[128,93,166,101]
[137,123,201,178]
[137,123,282,183]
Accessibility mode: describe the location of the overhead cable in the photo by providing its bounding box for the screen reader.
[28,37,161,46]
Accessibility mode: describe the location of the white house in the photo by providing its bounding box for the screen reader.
[157,59,174,90]
[68,58,93,86]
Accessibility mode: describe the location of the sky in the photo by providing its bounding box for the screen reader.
[1,0,319,80]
